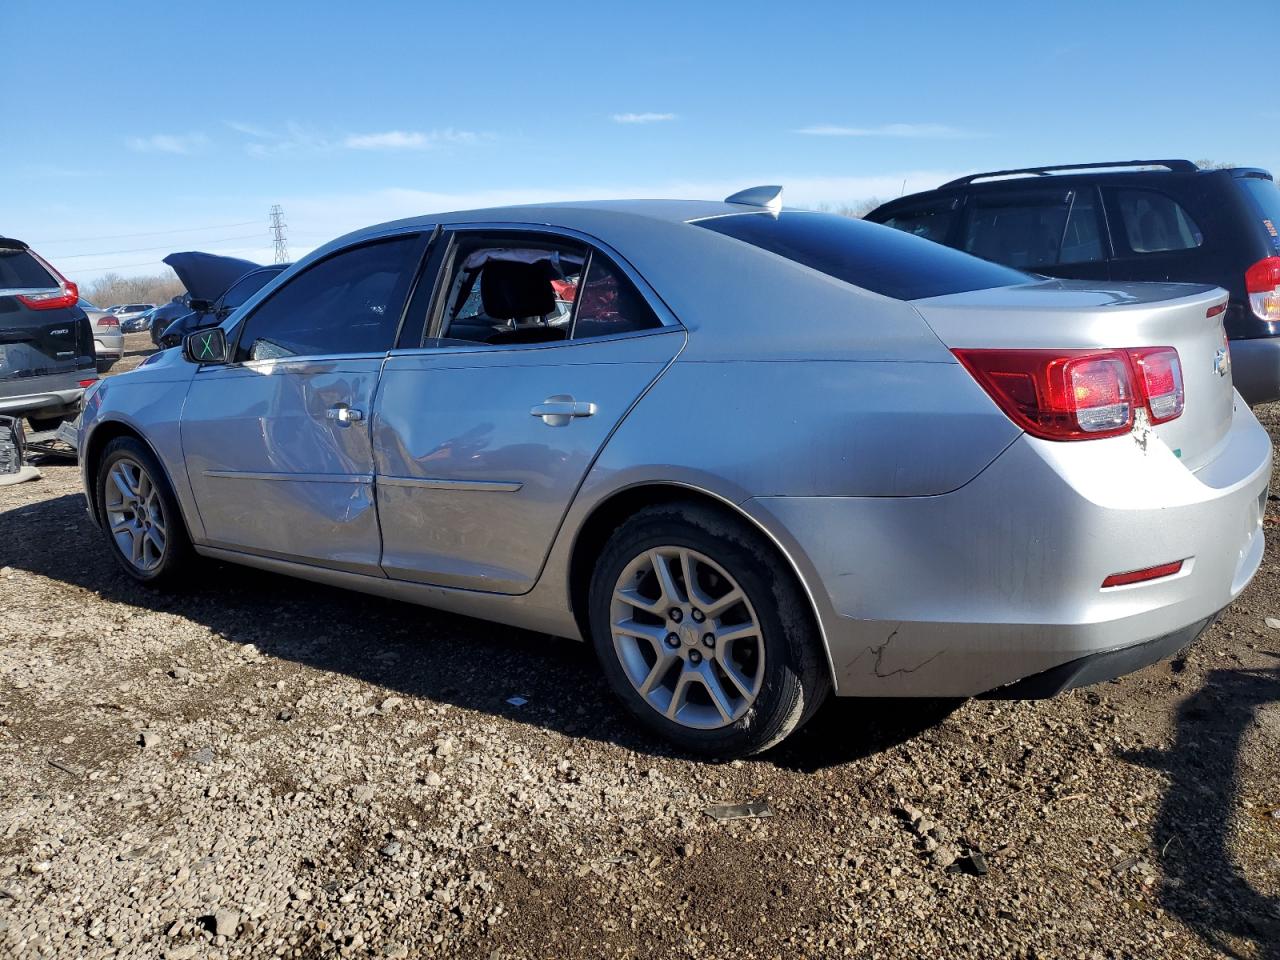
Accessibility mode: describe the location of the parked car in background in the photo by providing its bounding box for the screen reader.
[149,253,259,347]
[112,303,155,329]
[76,190,1270,757]
[120,308,154,333]
[147,295,191,345]
[78,298,123,369]
[156,263,289,348]
[0,236,97,430]
[866,161,1280,405]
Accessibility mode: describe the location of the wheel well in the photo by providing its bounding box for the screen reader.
[82,422,167,526]
[567,483,823,649]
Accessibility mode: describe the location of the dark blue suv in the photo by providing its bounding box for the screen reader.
[866,160,1280,405]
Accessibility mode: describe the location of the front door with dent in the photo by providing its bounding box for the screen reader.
[181,234,425,574]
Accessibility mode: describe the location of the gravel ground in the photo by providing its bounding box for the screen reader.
[1,333,1278,959]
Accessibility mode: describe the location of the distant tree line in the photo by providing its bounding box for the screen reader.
[82,269,186,308]
[813,198,884,218]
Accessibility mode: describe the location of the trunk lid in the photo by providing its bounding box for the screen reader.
[913,279,1234,472]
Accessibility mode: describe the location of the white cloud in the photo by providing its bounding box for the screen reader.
[342,128,484,150]
[126,132,209,154]
[796,123,977,139]
[612,112,676,125]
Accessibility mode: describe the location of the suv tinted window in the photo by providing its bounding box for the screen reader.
[235,236,419,361]
[1239,177,1280,244]
[880,198,957,243]
[963,189,1103,268]
[695,211,1029,300]
[0,248,56,289]
[1115,189,1202,253]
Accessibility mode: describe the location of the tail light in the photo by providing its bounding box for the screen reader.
[1245,256,1280,321]
[99,314,120,327]
[77,378,98,389]
[1128,347,1184,423]
[16,279,79,311]
[954,347,1184,440]
[16,248,79,311]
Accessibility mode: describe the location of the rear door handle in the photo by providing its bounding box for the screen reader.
[530,395,597,426]
[326,403,364,425]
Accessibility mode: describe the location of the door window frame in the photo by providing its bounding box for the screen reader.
[394,222,683,353]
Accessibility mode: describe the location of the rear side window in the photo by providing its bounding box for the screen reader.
[0,247,56,290]
[1238,177,1280,251]
[694,211,1029,300]
[878,197,957,243]
[963,189,1104,268]
[235,236,421,361]
[572,254,661,339]
[1115,189,1202,253]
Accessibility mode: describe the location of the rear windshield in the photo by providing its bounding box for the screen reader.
[694,211,1030,300]
[1239,177,1280,250]
[0,247,57,290]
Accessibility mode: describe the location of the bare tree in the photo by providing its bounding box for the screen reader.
[82,269,185,308]
[812,197,885,219]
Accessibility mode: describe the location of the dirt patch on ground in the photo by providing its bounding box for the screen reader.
[1,337,1277,958]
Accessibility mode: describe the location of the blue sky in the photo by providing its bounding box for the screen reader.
[4,0,1277,284]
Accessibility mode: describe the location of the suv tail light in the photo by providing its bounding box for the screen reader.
[954,347,1184,440]
[16,279,79,311]
[1245,256,1280,321]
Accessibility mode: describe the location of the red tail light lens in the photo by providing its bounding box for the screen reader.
[955,346,1184,440]
[100,314,119,327]
[1245,256,1280,321]
[1128,347,1184,423]
[954,349,1135,439]
[77,378,98,389]
[16,279,79,311]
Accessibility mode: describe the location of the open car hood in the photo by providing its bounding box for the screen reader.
[162,252,261,301]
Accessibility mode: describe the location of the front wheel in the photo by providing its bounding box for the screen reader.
[95,436,193,586]
[588,502,830,758]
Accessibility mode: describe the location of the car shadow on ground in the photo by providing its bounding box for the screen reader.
[1122,655,1280,960]
[2,492,956,769]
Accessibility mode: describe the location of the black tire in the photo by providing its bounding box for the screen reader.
[588,501,830,758]
[95,435,193,586]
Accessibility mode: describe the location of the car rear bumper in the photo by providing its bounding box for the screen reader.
[747,401,1271,698]
[94,333,124,358]
[0,380,86,419]
[1229,335,1280,405]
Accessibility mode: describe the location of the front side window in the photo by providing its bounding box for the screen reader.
[1115,189,1203,253]
[235,236,420,361]
[430,234,660,346]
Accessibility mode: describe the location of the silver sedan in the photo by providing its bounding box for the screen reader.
[76,188,1272,756]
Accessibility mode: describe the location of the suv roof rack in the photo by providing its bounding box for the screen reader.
[939,160,1199,190]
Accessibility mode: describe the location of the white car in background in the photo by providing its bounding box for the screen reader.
[78,299,123,369]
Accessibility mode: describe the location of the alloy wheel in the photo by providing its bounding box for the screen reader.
[610,546,765,729]
[103,457,167,572]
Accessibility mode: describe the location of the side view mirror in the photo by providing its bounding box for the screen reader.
[187,298,214,313]
[183,327,229,365]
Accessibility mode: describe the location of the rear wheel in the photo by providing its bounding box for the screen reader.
[588,502,830,757]
[95,436,192,586]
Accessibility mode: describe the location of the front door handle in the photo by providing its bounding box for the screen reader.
[326,403,364,425]
[530,394,597,427]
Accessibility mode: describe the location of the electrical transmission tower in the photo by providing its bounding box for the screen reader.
[269,205,289,264]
